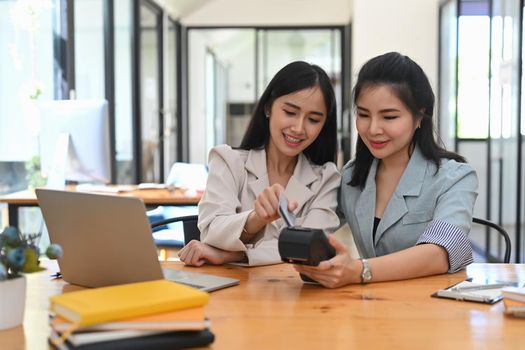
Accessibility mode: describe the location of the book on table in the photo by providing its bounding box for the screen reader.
[502,287,525,318]
[49,279,209,328]
[502,298,525,318]
[50,307,209,332]
[501,287,525,303]
[48,280,213,348]
[49,329,215,350]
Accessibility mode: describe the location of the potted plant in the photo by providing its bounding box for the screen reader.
[0,226,62,330]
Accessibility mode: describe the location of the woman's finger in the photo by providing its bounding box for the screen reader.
[254,200,271,221]
[317,259,333,270]
[264,188,280,215]
[177,246,188,261]
[185,247,198,266]
[327,234,348,254]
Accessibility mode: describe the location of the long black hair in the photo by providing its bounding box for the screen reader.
[239,61,337,165]
[350,52,465,188]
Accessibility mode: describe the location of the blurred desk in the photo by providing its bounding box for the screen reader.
[2,261,524,349]
[0,186,201,227]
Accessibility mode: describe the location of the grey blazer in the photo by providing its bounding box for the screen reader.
[339,146,478,272]
[198,145,340,266]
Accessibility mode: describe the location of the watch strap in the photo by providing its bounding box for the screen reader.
[360,258,372,283]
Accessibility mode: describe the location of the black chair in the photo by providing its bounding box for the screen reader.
[150,215,512,262]
[150,215,200,246]
[471,217,511,263]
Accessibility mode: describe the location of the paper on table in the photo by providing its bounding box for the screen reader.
[76,184,135,193]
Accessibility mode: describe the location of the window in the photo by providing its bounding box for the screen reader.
[0,0,54,194]
[74,0,105,99]
[187,27,343,164]
[114,0,134,183]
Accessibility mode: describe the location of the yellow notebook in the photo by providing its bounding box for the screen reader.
[51,307,208,331]
[49,280,209,327]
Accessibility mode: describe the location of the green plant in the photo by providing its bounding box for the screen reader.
[0,226,62,280]
[25,155,46,189]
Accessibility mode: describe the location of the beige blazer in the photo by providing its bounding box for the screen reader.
[198,144,340,266]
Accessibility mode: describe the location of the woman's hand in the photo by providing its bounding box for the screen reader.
[252,183,298,225]
[241,184,298,242]
[293,235,362,288]
[178,240,243,266]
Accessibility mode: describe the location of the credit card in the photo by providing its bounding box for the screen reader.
[278,193,295,227]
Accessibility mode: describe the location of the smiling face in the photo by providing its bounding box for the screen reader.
[266,86,327,160]
[355,85,421,166]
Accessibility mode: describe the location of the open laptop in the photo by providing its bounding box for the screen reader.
[35,188,239,292]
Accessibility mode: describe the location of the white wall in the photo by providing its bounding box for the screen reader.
[154,0,211,19]
[181,0,352,26]
[352,0,439,82]
[350,0,440,156]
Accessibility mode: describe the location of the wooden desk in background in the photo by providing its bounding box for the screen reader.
[0,261,523,350]
[0,186,201,227]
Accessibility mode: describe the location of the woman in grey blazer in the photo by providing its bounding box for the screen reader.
[296,52,478,287]
[178,61,340,266]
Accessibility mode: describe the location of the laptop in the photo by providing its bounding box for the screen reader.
[35,188,239,292]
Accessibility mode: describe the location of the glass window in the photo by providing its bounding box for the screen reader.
[188,29,256,162]
[187,27,342,164]
[457,15,490,139]
[164,19,178,177]
[139,1,162,183]
[258,29,342,135]
[443,0,523,262]
[488,0,521,262]
[521,3,525,261]
[439,0,458,150]
[74,0,105,99]
[114,0,133,183]
[0,0,54,194]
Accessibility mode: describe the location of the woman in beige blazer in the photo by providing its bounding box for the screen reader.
[178,61,340,266]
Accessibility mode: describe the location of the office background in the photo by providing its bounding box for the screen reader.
[0,0,523,263]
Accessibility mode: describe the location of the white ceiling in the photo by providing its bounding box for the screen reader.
[158,0,352,26]
[154,0,211,19]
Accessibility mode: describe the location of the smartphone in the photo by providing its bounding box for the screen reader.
[278,193,295,227]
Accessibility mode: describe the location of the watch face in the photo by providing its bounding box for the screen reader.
[363,270,372,281]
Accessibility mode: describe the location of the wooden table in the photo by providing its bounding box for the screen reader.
[0,261,524,349]
[0,186,201,227]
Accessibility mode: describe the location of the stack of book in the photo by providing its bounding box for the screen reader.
[502,286,525,318]
[48,280,215,349]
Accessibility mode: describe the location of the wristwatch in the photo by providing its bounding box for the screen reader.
[360,259,372,283]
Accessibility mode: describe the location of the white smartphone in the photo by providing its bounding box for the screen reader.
[278,193,296,227]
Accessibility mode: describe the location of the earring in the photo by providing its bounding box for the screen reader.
[265,113,270,119]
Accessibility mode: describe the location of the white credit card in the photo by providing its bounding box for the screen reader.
[278,193,296,227]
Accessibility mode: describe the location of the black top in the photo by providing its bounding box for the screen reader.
[373,217,381,242]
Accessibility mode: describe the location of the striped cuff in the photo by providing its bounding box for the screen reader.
[416,220,473,273]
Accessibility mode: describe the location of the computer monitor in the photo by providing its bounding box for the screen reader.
[37,99,111,184]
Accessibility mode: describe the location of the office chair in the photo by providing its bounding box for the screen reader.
[471,217,511,263]
[150,215,200,246]
[149,216,511,262]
